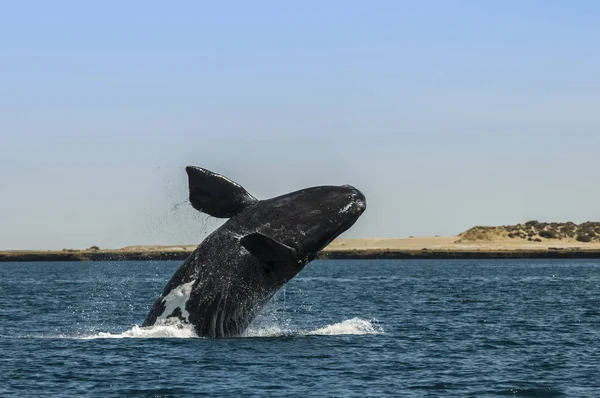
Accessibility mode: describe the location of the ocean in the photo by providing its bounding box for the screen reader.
[1,259,599,397]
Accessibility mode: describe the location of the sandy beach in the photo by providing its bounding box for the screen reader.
[3,235,600,262]
[326,236,600,252]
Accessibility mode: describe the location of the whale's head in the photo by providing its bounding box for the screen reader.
[235,184,366,283]
[255,184,366,257]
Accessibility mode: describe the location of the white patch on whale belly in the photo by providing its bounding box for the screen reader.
[158,280,196,322]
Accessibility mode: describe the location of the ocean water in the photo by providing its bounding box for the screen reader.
[1,259,600,397]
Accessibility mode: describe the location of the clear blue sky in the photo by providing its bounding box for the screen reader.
[2,1,599,249]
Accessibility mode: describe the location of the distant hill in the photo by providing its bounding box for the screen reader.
[458,221,600,243]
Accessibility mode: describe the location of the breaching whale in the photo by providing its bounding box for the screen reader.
[142,166,366,337]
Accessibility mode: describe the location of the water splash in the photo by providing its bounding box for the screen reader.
[82,321,197,339]
[242,324,294,338]
[75,317,383,339]
[243,317,384,338]
[306,318,384,336]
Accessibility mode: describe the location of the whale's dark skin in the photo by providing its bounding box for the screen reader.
[142,166,366,338]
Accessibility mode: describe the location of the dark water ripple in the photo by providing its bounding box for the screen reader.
[1,259,600,397]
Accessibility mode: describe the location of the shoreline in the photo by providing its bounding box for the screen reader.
[3,237,600,261]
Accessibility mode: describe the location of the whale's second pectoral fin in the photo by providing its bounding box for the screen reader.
[240,232,298,269]
[186,166,258,218]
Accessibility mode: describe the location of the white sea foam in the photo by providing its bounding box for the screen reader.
[82,320,197,339]
[306,317,383,336]
[244,317,383,338]
[78,317,382,339]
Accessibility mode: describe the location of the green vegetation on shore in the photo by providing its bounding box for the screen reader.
[459,221,600,243]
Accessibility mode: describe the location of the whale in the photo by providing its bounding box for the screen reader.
[142,166,366,337]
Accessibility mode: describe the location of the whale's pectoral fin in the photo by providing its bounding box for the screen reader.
[240,232,298,269]
[186,166,258,218]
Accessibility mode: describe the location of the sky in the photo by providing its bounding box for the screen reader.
[1,1,599,250]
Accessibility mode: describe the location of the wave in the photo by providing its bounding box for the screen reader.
[79,317,383,339]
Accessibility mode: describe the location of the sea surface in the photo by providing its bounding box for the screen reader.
[1,259,600,397]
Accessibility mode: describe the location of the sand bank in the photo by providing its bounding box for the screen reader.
[2,236,600,262]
